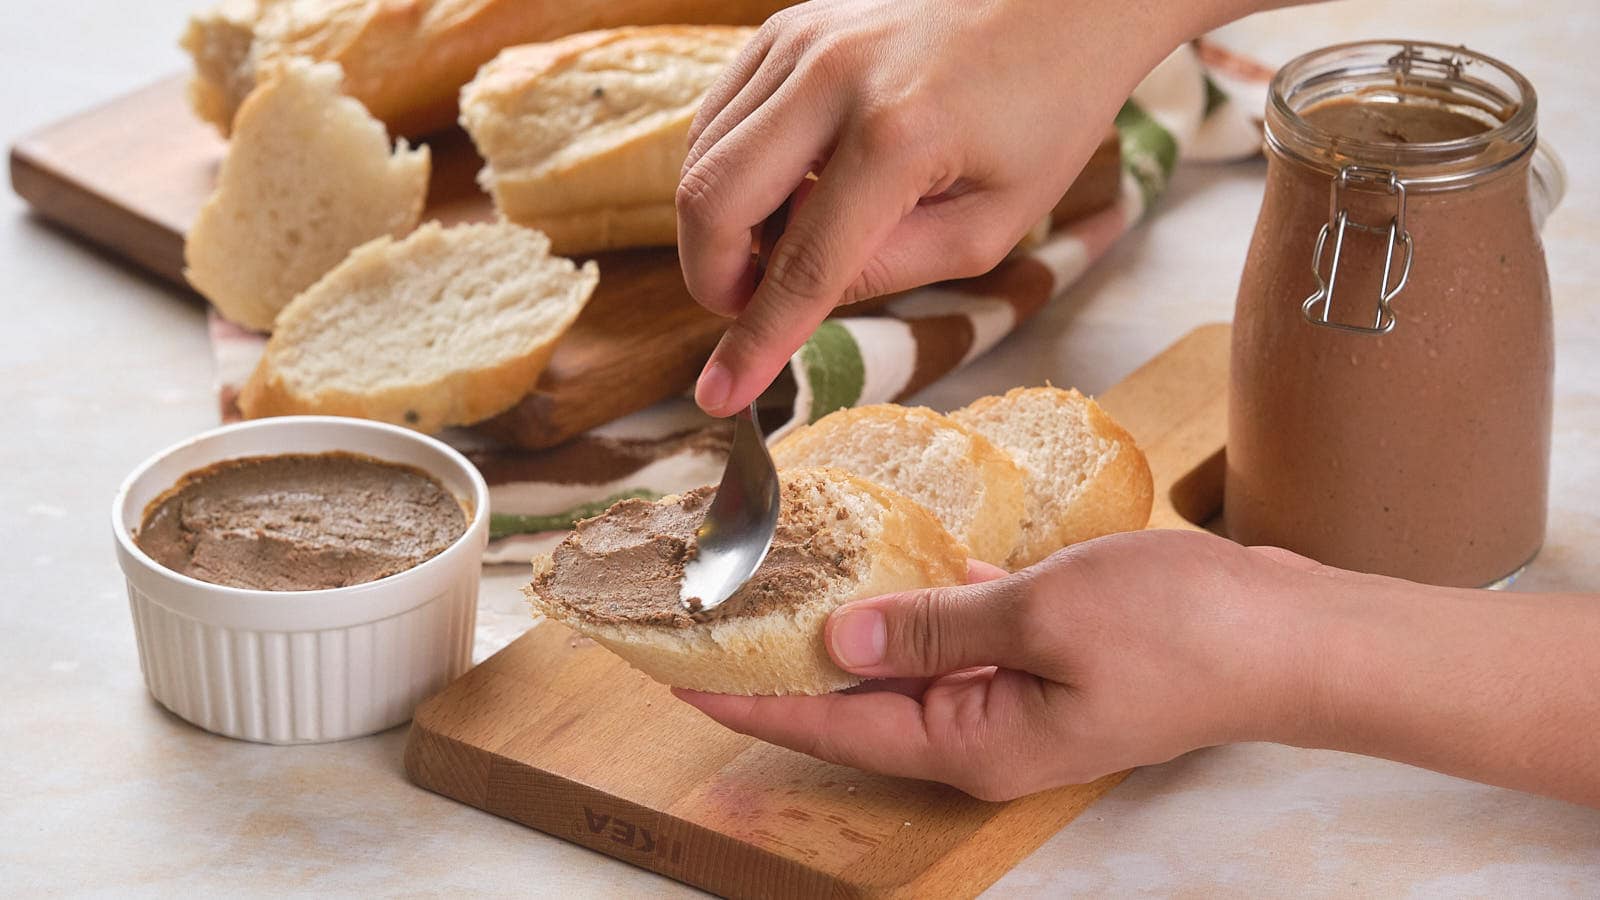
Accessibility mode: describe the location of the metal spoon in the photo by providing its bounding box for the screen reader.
[678,399,780,618]
[678,205,789,618]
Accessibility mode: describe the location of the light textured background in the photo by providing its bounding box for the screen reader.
[3,0,1597,895]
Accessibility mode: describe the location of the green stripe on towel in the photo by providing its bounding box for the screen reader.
[1115,99,1179,213]
[799,321,865,423]
[489,489,662,540]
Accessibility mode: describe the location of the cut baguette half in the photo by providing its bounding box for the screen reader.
[952,387,1153,568]
[183,58,430,333]
[460,26,754,255]
[239,221,598,433]
[772,405,1025,569]
[526,467,968,695]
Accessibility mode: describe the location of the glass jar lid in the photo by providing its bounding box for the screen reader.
[1266,40,1537,191]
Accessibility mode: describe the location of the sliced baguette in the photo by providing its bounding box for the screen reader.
[772,405,1026,569]
[239,221,598,433]
[526,467,968,695]
[183,58,430,333]
[951,387,1154,568]
[182,1,789,137]
[460,26,754,255]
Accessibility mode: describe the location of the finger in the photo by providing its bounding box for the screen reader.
[677,75,839,320]
[696,136,920,416]
[1247,545,1325,572]
[918,666,1064,800]
[824,574,1042,679]
[684,40,797,178]
[675,670,1057,801]
[672,688,943,781]
[842,676,933,699]
[966,559,1009,584]
[834,192,1035,307]
[685,27,776,156]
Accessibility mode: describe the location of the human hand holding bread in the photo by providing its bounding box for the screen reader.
[676,531,1322,801]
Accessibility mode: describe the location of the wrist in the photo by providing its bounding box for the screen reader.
[1065,0,1262,101]
[1251,565,1477,754]
[1204,554,1364,749]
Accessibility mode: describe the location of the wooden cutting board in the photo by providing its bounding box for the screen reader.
[8,76,1122,449]
[404,324,1230,898]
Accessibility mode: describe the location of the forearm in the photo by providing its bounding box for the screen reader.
[1289,574,1600,807]
[1155,0,1324,42]
[1067,0,1324,111]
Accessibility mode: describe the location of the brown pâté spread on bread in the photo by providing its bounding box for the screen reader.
[136,452,466,591]
[533,483,862,627]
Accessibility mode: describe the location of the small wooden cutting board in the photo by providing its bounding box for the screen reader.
[404,324,1230,898]
[8,76,1122,450]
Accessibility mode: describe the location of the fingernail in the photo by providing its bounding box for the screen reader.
[696,360,732,414]
[831,608,886,669]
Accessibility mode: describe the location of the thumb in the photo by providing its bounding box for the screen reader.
[825,575,1037,679]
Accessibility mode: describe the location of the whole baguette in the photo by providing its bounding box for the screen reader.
[182,0,793,136]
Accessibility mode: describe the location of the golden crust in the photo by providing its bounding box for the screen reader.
[953,387,1153,568]
[513,204,679,257]
[239,334,564,434]
[237,222,597,434]
[460,26,755,253]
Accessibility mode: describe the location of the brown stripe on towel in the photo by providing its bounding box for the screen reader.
[466,423,732,487]
[983,255,1058,322]
[898,256,1056,397]
[900,313,975,400]
[1194,38,1277,82]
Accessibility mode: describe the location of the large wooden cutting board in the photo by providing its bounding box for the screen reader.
[8,76,1122,449]
[404,324,1230,898]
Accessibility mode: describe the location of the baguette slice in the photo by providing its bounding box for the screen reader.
[460,26,754,255]
[772,405,1026,569]
[184,58,430,333]
[239,221,598,432]
[182,0,789,137]
[526,467,968,695]
[952,387,1153,568]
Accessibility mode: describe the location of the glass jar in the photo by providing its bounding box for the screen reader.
[1225,41,1561,588]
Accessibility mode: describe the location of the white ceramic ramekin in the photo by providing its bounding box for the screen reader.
[112,416,489,744]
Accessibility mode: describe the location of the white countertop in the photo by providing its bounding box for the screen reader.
[5,0,1598,895]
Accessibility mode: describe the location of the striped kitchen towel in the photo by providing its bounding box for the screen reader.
[208,39,1273,564]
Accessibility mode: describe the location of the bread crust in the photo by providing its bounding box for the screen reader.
[511,204,678,258]
[460,25,754,255]
[525,468,968,696]
[239,328,566,433]
[183,1,790,136]
[238,222,599,433]
[772,404,1025,568]
[953,387,1154,568]
[1060,399,1156,555]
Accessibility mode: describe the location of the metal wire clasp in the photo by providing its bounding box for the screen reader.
[1302,165,1414,334]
